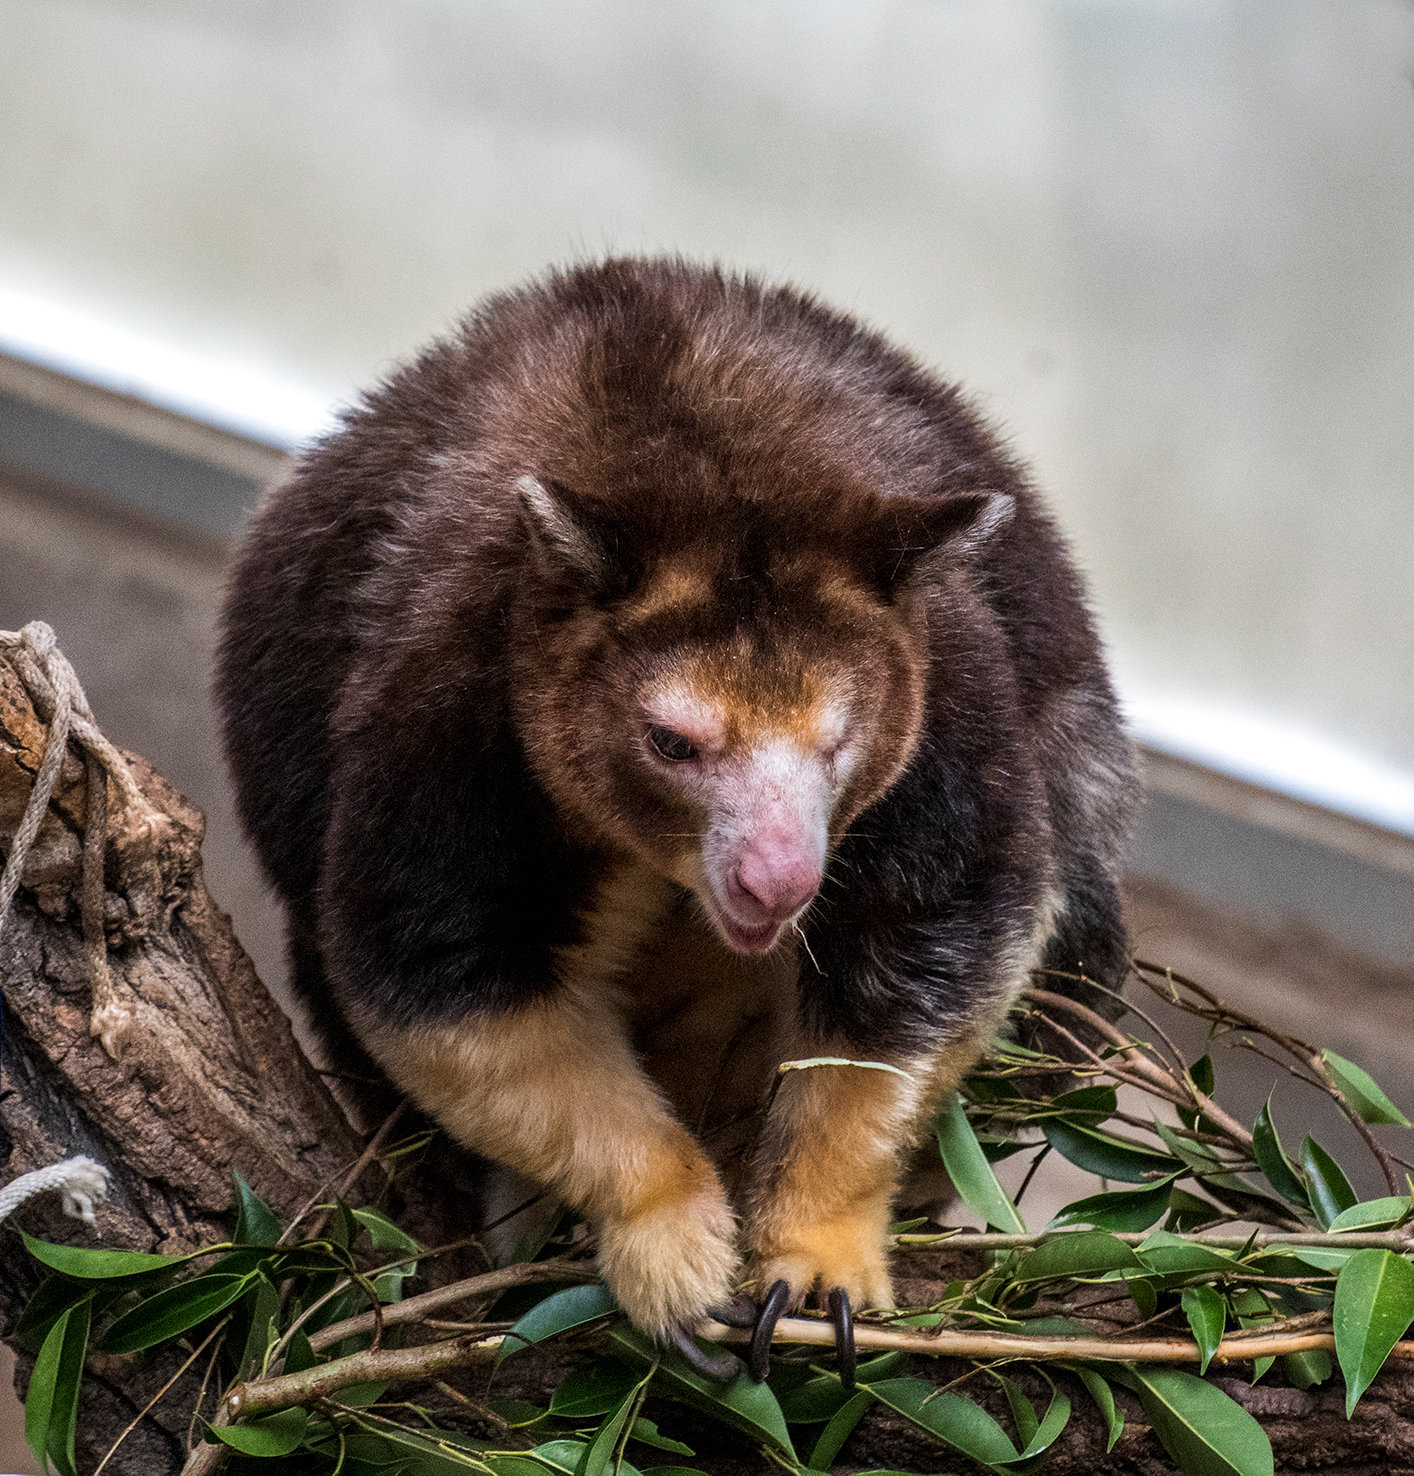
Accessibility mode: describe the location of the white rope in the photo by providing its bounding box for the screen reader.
[0,1156,110,1227]
[0,620,145,1057]
[1,621,124,1225]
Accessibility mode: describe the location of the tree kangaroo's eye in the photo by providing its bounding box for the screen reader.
[647,725,700,763]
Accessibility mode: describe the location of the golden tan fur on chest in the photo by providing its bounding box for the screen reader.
[572,859,802,1201]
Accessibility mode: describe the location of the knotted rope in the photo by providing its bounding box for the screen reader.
[0,619,132,1224]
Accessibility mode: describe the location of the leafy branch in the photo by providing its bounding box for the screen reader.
[16,958,1414,1476]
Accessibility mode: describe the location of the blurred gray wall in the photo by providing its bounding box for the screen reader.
[1,0,1411,828]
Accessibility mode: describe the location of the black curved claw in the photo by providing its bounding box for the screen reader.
[828,1287,856,1391]
[669,1322,741,1383]
[749,1278,792,1383]
[708,1293,759,1329]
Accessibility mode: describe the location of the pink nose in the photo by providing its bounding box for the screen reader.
[729,844,822,922]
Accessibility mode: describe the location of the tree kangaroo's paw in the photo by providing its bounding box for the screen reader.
[597,1175,741,1375]
[744,1216,894,1385]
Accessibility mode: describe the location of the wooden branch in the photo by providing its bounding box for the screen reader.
[307,1257,598,1353]
[895,1229,1414,1250]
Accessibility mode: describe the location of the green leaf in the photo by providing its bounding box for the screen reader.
[487,1397,550,1430]
[1334,1247,1414,1415]
[1137,1230,1237,1276]
[1051,1180,1175,1233]
[611,1326,795,1460]
[855,1351,912,1384]
[995,1373,1038,1449]
[867,1377,1018,1466]
[1252,1098,1310,1209]
[284,1327,317,1376]
[12,1275,112,1353]
[1041,1121,1180,1184]
[1049,1084,1118,1122]
[99,1272,254,1353]
[211,1407,309,1456]
[807,1388,873,1471]
[1300,1138,1358,1229]
[640,1469,709,1476]
[1190,1053,1215,1096]
[24,1297,90,1476]
[1128,1366,1273,1476]
[550,1361,640,1418]
[232,1170,283,1246]
[20,1231,178,1280]
[496,1284,618,1365]
[1006,1382,1070,1464]
[236,1275,283,1377]
[1181,1285,1226,1374]
[532,1440,592,1473]
[1069,1366,1123,1452]
[1013,1231,1143,1282]
[1154,1122,1224,1174]
[1293,1246,1356,1272]
[337,1381,390,1408]
[579,1387,641,1476]
[1173,1053,1217,1134]
[1323,1050,1413,1128]
[779,1376,850,1423]
[1329,1196,1412,1233]
[350,1423,509,1472]
[1164,1188,1226,1232]
[1282,1347,1333,1390]
[629,1418,694,1456]
[1129,1277,1158,1321]
[353,1205,424,1258]
[934,1092,1026,1232]
[1203,1174,1309,1225]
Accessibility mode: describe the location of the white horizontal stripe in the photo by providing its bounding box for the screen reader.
[1127,691,1414,840]
[0,284,338,450]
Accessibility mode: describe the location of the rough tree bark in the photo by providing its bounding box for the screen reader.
[3,636,1414,1475]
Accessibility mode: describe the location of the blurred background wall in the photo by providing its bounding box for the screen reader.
[1,6,1412,1469]
[1,0,1412,833]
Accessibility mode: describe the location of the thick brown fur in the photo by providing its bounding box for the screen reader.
[216,257,1139,1336]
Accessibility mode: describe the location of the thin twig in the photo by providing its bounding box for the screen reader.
[1024,986,1255,1149]
[429,1379,535,1447]
[295,1100,410,1245]
[95,1320,230,1474]
[308,1256,596,1353]
[1034,966,1190,1077]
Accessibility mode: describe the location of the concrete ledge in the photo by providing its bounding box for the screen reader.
[0,382,272,539]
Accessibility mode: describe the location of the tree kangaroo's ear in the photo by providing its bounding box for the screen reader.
[875,489,1015,589]
[515,475,609,580]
